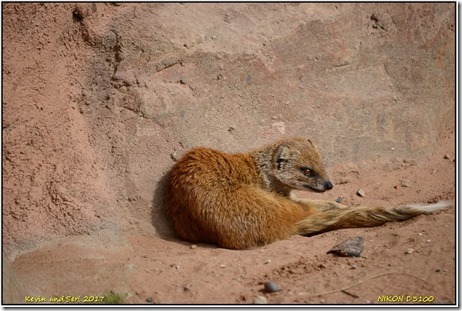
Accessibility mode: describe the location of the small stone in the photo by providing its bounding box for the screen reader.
[327,236,364,257]
[335,197,343,203]
[190,244,197,249]
[405,248,414,254]
[444,154,450,159]
[254,295,268,304]
[435,268,441,272]
[264,259,271,264]
[400,179,410,187]
[264,281,280,293]
[220,264,226,268]
[146,297,153,303]
[356,189,366,197]
[350,264,358,270]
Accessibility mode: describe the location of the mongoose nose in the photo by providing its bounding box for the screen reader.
[324,181,333,190]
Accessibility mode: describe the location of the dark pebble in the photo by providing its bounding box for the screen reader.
[327,236,365,257]
[146,297,153,303]
[264,281,281,293]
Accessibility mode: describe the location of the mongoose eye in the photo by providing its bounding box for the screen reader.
[300,167,315,177]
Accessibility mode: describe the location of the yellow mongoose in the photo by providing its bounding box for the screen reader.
[164,138,450,249]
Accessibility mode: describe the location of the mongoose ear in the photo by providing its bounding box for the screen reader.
[307,139,319,151]
[274,144,290,170]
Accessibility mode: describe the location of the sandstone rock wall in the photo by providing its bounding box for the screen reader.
[2,3,455,256]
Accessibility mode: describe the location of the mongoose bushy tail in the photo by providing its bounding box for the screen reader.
[164,138,452,249]
[296,201,451,236]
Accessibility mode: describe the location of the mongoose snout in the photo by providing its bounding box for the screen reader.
[324,180,333,190]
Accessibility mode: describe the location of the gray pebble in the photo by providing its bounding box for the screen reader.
[328,236,364,257]
[264,281,281,293]
[146,297,153,303]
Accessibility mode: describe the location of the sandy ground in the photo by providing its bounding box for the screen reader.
[11,133,455,305]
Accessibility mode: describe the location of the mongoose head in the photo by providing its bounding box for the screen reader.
[271,138,333,192]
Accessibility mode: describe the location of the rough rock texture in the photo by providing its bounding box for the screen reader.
[327,236,365,257]
[2,3,455,304]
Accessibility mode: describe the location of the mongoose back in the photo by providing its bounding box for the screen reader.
[164,138,451,249]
